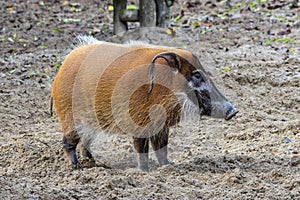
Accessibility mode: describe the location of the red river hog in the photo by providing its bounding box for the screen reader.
[51,36,238,171]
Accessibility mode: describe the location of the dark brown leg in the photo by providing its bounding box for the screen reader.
[133,137,149,172]
[79,137,93,159]
[150,128,169,166]
[79,143,96,168]
[80,145,93,159]
[62,132,81,169]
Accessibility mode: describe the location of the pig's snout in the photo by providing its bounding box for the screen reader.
[225,102,238,120]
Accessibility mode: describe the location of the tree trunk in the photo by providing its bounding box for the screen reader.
[113,0,128,34]
[139,0,156,27]
[155,0,168,27]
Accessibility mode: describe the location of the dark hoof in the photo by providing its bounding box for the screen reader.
[72,163,83,170]
[81,158,97,168]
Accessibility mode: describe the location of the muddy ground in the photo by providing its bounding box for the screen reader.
[0,0,300,199]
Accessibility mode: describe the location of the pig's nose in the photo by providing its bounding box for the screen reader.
[225,102,239,120]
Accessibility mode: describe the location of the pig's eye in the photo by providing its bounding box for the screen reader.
[193,73,202,80]
[190,72,204,88]
[192,72,203,82]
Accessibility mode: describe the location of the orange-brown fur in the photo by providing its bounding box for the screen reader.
[51,39,240,171]
[52,42,198,140]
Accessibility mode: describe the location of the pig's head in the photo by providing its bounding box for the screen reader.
[186,68,239,120]
[149,51,238,121]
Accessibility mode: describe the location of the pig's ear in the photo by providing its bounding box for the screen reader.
[148,52,182,94]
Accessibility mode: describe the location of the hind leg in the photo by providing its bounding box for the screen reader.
[79,143,96,168]
[62,131,81,169]
[80,144,93,159]
[78,136,93,159]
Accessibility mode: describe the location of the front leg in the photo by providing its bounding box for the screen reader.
[150,128,169,166]
[133,137,149,172]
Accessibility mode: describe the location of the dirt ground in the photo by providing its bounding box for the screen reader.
[1,0,300,199]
